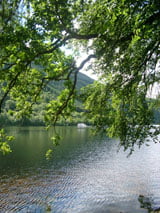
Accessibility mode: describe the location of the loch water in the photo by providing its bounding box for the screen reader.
[0,126,160,213]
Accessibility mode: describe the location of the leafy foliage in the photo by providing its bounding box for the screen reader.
[0,0,160,153]
[0,129,14,155]
[80,0,160,151]
[0,72,93,126]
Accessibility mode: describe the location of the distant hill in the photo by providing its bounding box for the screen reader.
[44,72,94,95]
[77,72,94,89]
[0,72,94,126]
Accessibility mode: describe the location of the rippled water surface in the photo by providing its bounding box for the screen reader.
[0,126,160,213]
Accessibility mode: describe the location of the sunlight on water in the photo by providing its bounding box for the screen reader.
[0,127,160,212]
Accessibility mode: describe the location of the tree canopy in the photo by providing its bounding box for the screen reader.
[0,0,160,154]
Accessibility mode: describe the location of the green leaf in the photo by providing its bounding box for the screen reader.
[45,149,53,160]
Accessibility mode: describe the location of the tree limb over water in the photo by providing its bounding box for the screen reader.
[0,0,160,154]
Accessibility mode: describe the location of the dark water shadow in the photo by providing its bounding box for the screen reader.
[138,195,160,213]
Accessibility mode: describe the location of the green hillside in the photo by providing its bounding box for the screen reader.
[44,72,93,95]
[0,72,94,126]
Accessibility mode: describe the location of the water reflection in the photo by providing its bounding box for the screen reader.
[0,126,160,212]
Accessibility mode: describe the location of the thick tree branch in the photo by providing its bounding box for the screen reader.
[0,71,21,113]
[0,61,32,113]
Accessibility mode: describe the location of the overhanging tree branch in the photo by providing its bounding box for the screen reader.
[52,54,96,125]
